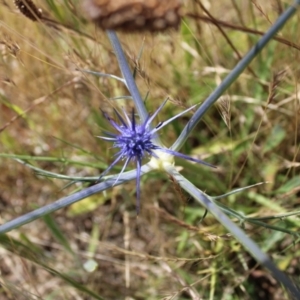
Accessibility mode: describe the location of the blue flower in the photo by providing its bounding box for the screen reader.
[98,100,215,213]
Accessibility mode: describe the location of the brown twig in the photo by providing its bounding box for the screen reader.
[186,13,300,52]
[267,69,287,105]
[194,0,257,78]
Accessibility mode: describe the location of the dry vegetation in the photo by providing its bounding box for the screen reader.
[0,0,300,299]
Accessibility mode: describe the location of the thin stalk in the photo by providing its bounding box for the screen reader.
[0,165,151,233]
[14,159,99,181]
[106,30,163,146]
[106,31,148,122]
[0,154,104,168]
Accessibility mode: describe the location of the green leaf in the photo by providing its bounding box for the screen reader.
[263,124,286,153]
[276,176,300,194]
[42,214,74,255]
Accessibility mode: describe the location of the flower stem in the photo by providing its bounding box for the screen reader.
[0,165,151,233]
[167,166,300,297]
[171,0,300,152]
[106,30,148,122]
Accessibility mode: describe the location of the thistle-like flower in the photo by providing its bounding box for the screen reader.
[98,100,215,213]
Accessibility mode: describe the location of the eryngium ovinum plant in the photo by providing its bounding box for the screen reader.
[1,1,300,297]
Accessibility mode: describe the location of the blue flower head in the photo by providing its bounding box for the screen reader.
[98,100,215,213]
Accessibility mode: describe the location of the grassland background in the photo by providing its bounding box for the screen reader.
[0,0,300,299]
